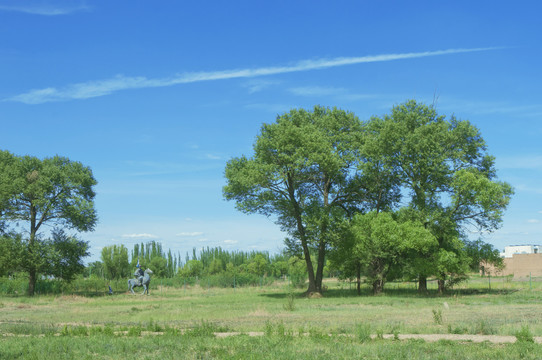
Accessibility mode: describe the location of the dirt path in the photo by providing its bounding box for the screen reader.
[1,323,539,344]
[214,332,542,344]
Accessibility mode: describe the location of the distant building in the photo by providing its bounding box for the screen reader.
[500,245,541,258]
[482,244,542,278]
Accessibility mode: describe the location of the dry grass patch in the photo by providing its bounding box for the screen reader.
[248,307,271,317]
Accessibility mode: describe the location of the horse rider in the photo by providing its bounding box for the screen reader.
[134,261,144,285]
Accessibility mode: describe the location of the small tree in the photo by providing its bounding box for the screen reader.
[43,229,89,282]
[349,211,436,294]
[149,256,168,278]
[179,259,203,278]
[101,245,130,280]
[464,239,504,276]
[247,254,269,277]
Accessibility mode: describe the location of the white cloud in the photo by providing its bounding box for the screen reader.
[177,231,204,237]
[223,239,238,244]
[121,233,158,239]
[527,219,540,223]
[0,1,89,15]
[5,47,499,104]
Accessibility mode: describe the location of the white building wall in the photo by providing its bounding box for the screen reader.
[502,245,541,258]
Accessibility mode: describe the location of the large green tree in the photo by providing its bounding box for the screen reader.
[368,100,513,292]
[0,152,97,295]
[224,106,380,293]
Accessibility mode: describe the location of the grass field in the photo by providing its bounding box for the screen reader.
[1,276,541,359]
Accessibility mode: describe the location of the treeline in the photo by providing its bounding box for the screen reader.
[86,241,309,288]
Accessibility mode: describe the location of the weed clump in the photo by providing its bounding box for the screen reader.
[432,309,443,325]
[515,325,534,343]
[185,320,228,337]
[355,323,371,343]
[127,325,142,337]
[283,292,296,311]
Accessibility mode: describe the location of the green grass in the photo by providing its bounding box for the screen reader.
[1,276,541,358]
[1,333,542,359]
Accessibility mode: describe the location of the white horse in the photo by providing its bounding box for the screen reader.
[128,268,153,295]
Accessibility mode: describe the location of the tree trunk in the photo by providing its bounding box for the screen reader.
[302,239,317,293]
[314,239,326,293]
[28,269,37,296]
[287,174,317,294]
[418,276,427,293]
[437,279,445,294]
[372,279,383,294]
[356,264,361,295]
[27,204,39,296]
[313,184,330,294]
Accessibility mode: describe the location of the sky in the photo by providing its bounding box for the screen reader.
[1,1,541,263]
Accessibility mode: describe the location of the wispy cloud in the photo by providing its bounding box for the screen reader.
[205,154,222,160]
[177,232,204,237]
[121,233,158,239]
[288,86,346,97]
[288,85,378,102]
[0,1,89,15]
[5,47,499,104]
[437,96,542,119]
[527,219,540,223]
[497,155,542,171]
[223,239,238,244]
[242,79,281,94]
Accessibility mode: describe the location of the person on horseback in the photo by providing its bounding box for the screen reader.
[134,259,144,286]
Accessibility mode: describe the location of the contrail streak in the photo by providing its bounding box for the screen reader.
[6,47,499,104]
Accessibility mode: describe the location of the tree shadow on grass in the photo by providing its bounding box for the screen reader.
[259,286,520,299]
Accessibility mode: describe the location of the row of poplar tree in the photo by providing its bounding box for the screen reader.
[88,241,309,286]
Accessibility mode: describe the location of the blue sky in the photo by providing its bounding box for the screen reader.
[1,1,541,263]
